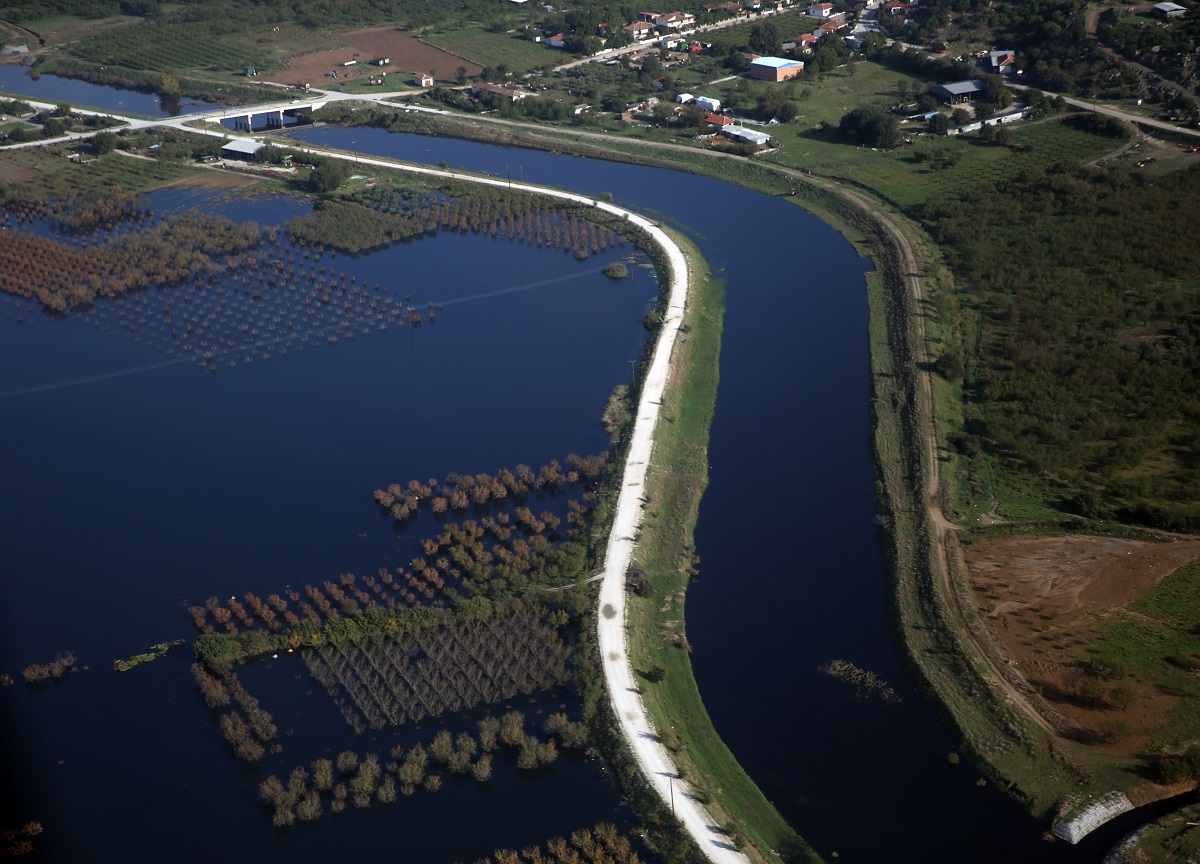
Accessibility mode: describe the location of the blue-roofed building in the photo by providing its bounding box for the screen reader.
[749,56,805,81]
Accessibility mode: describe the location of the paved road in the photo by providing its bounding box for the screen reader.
[1007,81,1200,140]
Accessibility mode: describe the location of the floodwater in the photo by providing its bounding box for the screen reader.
[0,64,216,116]
[0,185,653,862]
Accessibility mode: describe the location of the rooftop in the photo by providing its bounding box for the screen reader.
[935,79,984,95]
[751,56,805,68]
[220,139,265,156]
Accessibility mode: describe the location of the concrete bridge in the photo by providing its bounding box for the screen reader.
[198,98,328,130]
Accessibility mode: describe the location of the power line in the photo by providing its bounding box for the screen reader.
[0,264,611,400]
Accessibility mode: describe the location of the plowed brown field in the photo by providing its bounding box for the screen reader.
[263,27,480,88]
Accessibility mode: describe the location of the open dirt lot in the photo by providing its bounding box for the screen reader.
[262,27,481,88]
[966,534,1200,751]
[0,152,39,184]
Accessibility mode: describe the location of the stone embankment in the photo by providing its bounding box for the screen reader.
[1053,792,1134,844]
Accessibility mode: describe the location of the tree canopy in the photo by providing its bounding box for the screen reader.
[838,105,900,147]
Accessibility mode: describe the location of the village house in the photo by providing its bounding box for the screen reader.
[986,49,1017,75]
[655,11,696,28]
[637,11,661,22]
[625,20,656,38]
[718,1,748,12]
[807,2,835,16]
[813,20,844,36]
[706,113,736,126]
[471,82,533,101]
[750,56,805,80]
[785,32,819,51]
[546,33,566,47]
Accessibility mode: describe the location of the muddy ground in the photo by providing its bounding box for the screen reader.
[262,27,481,89]
[966,534,1200,752]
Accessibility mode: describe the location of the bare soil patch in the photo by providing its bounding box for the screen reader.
[966,534,1200,752]
[262,27,480,88]
[159,169,265,190]
[0,152,38,183]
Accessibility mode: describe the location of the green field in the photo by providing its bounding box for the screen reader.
[708,64,1123,206]
[422,24,557,73]
[1091,560,1200,745]
[67,20,272,73]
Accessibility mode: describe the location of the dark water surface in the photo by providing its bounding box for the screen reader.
[280,125,1154,862]
[0,189,651,862]
[0,86,1148,861]
[0,65,216,116]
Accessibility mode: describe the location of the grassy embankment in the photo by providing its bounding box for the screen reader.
[620,230,821,864]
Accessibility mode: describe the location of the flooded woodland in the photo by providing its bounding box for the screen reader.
[0,178,657,862]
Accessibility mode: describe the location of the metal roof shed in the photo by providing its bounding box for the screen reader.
[220,139,266,159]
[931,79,984,103]
[722,125,771,146]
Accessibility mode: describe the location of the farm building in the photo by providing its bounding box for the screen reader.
[706,113,735,126]
[220,139,265,161]
[695,96,721,112]
[472,82,533,101]
[721,126,772,146]
[750,56,805,81]
[676,92,696,103]
[932,79,983,103]
[986,50,1017,74]
[1153,1,1186,16]
[415,73,434,87]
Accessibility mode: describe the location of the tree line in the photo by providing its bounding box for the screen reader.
[256,707,589,825]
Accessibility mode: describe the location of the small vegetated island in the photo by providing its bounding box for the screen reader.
[4,0,1200,856]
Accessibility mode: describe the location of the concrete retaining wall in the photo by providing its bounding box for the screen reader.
[1053,792,1134,844]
